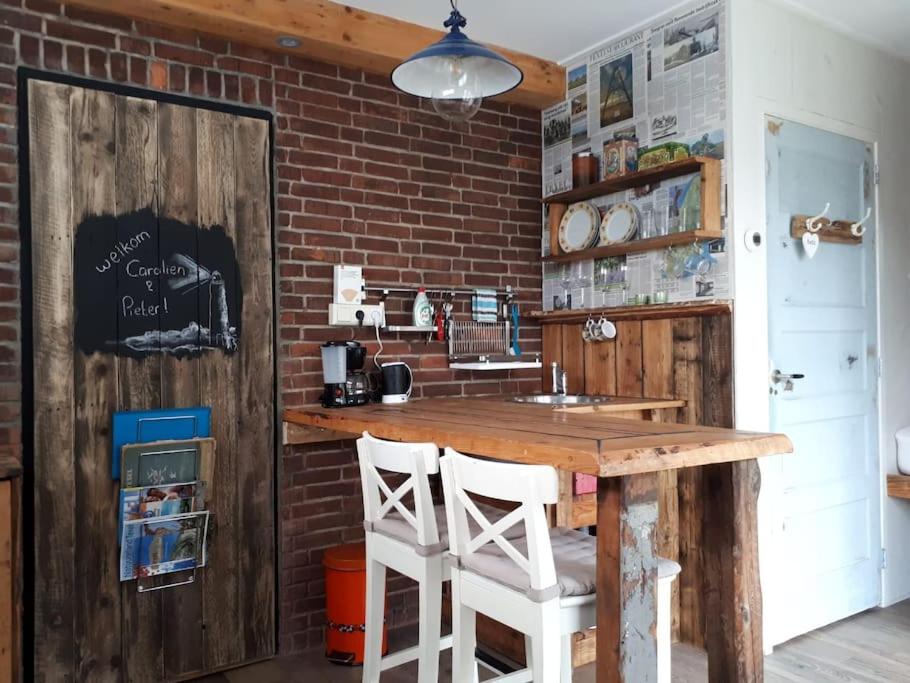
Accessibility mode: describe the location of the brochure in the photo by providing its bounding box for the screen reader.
[118,481,202,543]
[120,510,209,582]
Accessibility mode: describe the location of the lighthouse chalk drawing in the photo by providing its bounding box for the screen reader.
[74,207,243,358]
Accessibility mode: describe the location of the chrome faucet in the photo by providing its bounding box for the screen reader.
[551,361,568,396]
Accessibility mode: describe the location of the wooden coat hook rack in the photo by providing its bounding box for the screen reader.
[790,213,866,245]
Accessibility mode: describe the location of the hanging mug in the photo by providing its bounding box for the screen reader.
[593,316,617,341]
[582,316,596,342]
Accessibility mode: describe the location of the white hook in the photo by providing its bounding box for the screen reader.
[806,202,830,233]
[851,207,872,237]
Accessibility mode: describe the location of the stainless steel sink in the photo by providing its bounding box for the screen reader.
[512,394,610,405]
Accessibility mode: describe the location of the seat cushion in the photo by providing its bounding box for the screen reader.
[370,501,524,552]
[459,527,680,599]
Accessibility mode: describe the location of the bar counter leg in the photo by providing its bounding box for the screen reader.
[596,473,660,683]
[702,459,764,682]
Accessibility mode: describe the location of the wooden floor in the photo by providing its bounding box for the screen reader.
[199,600,910,682]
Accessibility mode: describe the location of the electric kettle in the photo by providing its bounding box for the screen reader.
[380,362,412,404]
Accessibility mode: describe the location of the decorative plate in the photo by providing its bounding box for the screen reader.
[558,202,600,253]
[599,202,640,245]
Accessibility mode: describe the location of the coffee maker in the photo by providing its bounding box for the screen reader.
[321,341,370,408]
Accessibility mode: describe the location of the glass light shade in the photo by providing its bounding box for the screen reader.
[391,9,523,122]
[430,56,482,122]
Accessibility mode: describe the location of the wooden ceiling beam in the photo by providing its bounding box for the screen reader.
[62,0,565,109]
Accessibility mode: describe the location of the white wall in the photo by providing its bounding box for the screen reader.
[728,0,910,633]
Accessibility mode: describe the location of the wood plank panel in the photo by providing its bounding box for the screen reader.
[615,320,643,396]
[0,479,15,683]
[63,0,564,109]
[28,79,277,682]
[116,94,165,683]
[640,319,680,639]
[584,338,617,396]
[196,108,244,670]
[70,86,121,683]
[560,324,585,393]
[642,319,674,400]
[157,102,205,679]
[701,314,734,428]
[703,460,763,682]
[29,79,77,683]
[673,317,705,648]
[233,116,276,659]
[541,324,562,391]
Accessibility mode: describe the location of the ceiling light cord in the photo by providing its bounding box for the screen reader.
[445,1,467,31]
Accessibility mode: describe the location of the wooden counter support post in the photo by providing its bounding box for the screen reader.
[702,459,763,682]
[596,472,660,683]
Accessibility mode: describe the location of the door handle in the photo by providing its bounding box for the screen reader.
[771,370,805,383]
[771,369,804,393]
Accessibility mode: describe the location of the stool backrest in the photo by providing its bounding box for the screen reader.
[440,447,559,597]
[356,431,441,547]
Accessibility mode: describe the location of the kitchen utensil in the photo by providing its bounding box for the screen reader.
[381,362,413,404]
[510,304,521,356]
[558,202,600,253]
[600,202,640,245]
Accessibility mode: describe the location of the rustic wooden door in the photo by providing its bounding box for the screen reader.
[24,76,276,681]
[764,117,880,646]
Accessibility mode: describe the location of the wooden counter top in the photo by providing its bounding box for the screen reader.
[283,397,791,477]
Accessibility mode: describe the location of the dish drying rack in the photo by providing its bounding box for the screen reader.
[447,320,541,371]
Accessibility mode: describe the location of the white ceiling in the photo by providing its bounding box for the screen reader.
[775,0,910,62]
[342,0,910,64]
[340,0,681,64]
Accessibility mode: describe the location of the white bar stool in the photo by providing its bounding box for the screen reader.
[357,432,452,683]
[658,558,681,683]
[357,433,524,682]
[441,447,680,683]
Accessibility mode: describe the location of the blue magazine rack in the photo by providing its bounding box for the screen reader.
[111,407,211,479]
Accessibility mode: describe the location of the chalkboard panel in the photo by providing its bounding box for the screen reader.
[73,207,242,357]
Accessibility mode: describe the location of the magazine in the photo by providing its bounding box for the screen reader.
[118,481,202,543]
[120,510,209,582]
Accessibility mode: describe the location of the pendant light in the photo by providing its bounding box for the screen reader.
[391,0,524,123]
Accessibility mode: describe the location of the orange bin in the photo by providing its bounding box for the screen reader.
[323,542,388,665]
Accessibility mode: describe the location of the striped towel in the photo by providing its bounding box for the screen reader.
[472,289,498,323]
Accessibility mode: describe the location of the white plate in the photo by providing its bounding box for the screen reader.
[599,202,640,245]
[558,202,600,253]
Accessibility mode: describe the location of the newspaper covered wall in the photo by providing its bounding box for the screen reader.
[541,0,729,310]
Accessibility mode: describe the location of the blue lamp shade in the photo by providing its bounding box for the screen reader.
[391,9,523,121]
[392,31,524,99]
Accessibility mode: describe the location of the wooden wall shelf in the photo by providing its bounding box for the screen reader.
[542,228,722,264]
[529,300,732,324]
[544,156,722,260]
[887,474,910,500]
[544,156,717,206]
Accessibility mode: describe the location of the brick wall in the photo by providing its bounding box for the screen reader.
[0,0,544,655]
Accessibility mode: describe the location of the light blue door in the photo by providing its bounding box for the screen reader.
[765,118,880,645]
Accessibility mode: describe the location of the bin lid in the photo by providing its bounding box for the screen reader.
[898,426,910,444]
[323,542,366,571]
